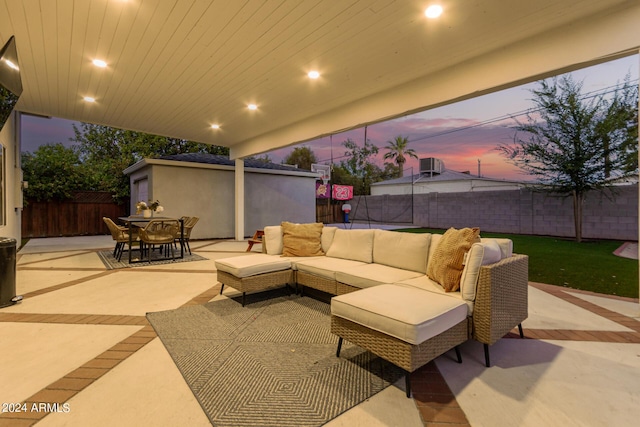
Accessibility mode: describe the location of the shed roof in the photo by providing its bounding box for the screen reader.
[157,153,305,172]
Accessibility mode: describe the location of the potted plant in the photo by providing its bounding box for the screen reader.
[136,200,164,218]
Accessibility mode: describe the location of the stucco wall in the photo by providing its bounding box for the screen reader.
[352,186,638,241]
[0,111,22,245]
[129,162,315,239]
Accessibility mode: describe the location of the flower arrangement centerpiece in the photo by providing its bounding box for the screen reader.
[136,200,164,218]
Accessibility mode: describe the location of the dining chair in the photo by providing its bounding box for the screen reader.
[178,216,199,255]
[103,217,139,261]
[138,219,180,262]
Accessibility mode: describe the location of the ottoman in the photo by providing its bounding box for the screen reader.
[331,284,470,397]
[215,254,293,306]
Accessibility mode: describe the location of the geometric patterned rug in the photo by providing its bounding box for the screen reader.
[147,290,403,427]
[97,250,208,269]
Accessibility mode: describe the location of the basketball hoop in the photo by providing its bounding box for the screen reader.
[311,163,331,184]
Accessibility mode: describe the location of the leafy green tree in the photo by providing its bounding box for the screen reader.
[383,136,418,177]
[499,75,638,242]
[339,138,380,195]
[0,86,19,130]
[245,154,273,164]
[22,143,91,201]
[284,146,317,170]
[72,123,230,201]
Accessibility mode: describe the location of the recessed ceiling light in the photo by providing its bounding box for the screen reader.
[308,70,320,79]
[83,96,96,103]
[425,5,443,18]
[211,124,220,129]
[92,59,107,68]
[247,104,258,110]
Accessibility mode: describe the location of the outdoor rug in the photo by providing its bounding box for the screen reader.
[97,249,208,269]
[147,291,403,427]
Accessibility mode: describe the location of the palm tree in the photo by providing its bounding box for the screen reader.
[383,136,418,178]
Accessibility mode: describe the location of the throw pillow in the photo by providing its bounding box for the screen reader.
[427,227,480,292]
[281,222,325,257]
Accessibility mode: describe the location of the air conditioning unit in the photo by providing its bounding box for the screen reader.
[419,157,445,175]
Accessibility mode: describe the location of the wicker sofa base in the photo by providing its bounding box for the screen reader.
[217,269,293,306]
[331,315,470,397]
[297,270,337,295]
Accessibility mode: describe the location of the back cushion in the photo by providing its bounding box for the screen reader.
[373,230,431,273]
[321,227,338,253]
[481,237,513,258]
[281,222,325,257]
[459,239,506,301]
[326,229,375,263]
[427,233,442,266]
[263,225,283,255]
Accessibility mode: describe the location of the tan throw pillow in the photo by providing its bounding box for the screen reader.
[427,227,480,292]
[281,222,325,257]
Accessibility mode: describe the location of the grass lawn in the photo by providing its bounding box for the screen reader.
[396,228,639,299]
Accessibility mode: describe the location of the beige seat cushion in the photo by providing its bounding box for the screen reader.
[336,263,423,289]
[215,254,291,278]
[295,257,366,280]
[427,227,480,292]
[281,221,324,257]
[331,284,468,345]
[396,276,473,315]
[373,230,431,273]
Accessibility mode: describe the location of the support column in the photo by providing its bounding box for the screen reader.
[637,58,639,313]
[235,159,245,241]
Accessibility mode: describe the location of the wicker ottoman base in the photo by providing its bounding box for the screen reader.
[331,315,470,397]
[217,269,293,306]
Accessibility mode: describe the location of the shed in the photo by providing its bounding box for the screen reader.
[124,154,317,239]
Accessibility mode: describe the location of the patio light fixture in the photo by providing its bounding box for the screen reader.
[211,124,220,129]
[308,70,320,79]
[425,5,443,18]
[247,103,257,110]
[92,59,107,68]
[83,96,95,103]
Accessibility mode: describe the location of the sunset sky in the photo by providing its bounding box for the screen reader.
[21,55,638,182]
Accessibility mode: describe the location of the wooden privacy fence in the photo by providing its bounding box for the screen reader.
[22,191,128,238]
[316,200,346,224]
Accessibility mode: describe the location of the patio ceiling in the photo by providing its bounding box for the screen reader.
[1,0,639,159]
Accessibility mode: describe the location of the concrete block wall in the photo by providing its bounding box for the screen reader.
[354,185,638,241]
[351,194,413,223]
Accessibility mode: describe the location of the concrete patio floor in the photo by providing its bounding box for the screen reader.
[1,235,639,426]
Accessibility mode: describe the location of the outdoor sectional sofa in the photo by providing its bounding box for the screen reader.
[215,223,528,396]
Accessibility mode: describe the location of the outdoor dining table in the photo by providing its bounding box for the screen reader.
[118,216,185,264]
